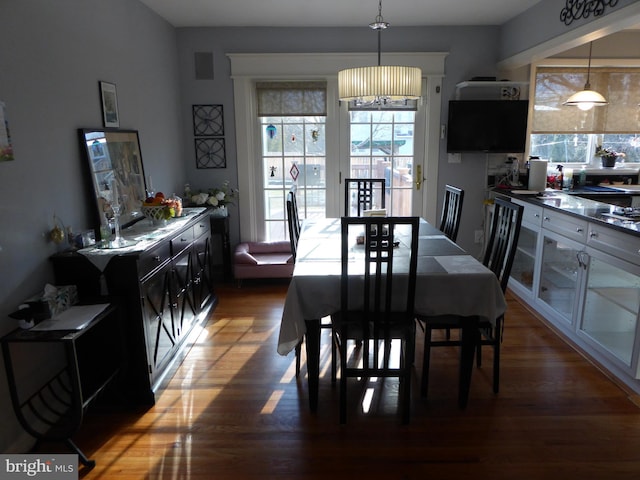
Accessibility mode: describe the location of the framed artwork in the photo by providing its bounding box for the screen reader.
[195,137,226,169]
[79,128,148,230]
[192,104,224,136]
[99,81,120,128]
[0,101,13,162]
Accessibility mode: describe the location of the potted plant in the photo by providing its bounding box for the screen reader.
[595,145,625,168]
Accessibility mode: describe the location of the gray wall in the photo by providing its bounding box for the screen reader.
[0,0,630,453]
[0,0,184,452]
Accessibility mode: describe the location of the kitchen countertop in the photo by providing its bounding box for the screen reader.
[497,189,640,236]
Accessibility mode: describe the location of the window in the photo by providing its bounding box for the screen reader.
[530,66,640,164]
[257,82,327,241]
[348,109,416,216]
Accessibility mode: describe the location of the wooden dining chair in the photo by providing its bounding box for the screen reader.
[417,197,523,397]
[439,184,465,242]
[286,186,301,261]
[333,216,419,424]
[344,178,386,217]
[288,186,335,380]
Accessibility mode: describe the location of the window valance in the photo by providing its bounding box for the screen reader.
[256,81,327,117]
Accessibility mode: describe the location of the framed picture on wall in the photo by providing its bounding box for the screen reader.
[99,81,120,128]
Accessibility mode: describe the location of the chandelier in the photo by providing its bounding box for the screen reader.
[563,41,608,111]
[338,0,422,107]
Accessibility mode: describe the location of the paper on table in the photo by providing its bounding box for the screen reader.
[30,304,110,331]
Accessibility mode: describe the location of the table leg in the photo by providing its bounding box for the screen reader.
[459,316,479,408]
[304,319,321,412]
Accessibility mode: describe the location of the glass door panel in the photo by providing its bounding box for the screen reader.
[581,256,640,367]
[511,224,538,294]
[538,232,582,325]
[348,110,415,216]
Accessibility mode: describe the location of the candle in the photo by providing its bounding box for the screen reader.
[111,178,119,206]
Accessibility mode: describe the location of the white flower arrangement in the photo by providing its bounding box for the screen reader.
[187,181,238,209]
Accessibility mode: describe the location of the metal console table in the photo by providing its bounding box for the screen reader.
[1,303,121,468]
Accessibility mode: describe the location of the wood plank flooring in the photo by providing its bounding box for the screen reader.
[40,281,640,479]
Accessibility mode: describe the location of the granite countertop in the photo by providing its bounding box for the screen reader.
[498,189,640,236]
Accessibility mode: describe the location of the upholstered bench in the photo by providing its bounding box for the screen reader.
[233,241,294,282]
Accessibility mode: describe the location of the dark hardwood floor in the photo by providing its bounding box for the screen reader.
[44,281,640,479]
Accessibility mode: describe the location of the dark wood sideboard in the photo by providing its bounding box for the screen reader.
[51,210,217,406]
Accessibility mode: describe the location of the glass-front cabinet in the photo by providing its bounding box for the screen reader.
[579,249,640,372]
[538,230,584,327]
[509,199,543,299]
[511,225,539,295]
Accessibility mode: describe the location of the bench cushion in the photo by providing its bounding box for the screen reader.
[233,241,294,279]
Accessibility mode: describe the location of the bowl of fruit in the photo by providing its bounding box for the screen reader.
[142,192,171,225]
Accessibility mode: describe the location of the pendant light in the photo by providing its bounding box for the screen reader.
[563,42,608,111]
[338,0,421,106]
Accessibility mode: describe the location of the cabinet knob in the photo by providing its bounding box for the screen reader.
[534,213,540,218]
[153,255,161,262]
[590,232,598,238]
[576,228,584,233]
[543,216,550,222]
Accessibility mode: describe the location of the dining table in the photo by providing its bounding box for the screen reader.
[277,217,506,411]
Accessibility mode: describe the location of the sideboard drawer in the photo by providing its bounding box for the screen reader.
[171,228,195,257]
[139,242,171,279]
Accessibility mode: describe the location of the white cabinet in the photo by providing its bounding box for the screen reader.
[504,194,640,394]
[578,249,640,374]
[509,200,542,299]
[537,229,585,328]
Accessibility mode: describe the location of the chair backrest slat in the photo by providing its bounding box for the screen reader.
[483,197,524,293]
[286,186,301,260]
[439,184,464,242]
[344,178,386,217]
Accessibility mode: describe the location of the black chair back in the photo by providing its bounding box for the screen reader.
[439,184,464,242]
[483,197,524,293]
[286,186,301,260]
[344,178,386,217]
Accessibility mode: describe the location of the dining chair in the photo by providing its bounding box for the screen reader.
[288,187,335,380]
[344,178,386,217]
[439,184,465,242]
[333,216,420,424]
[438,185,465,340]
[286,186,301,261]
[417,196,523,397]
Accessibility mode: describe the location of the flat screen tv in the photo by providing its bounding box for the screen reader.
[446,100,529,153]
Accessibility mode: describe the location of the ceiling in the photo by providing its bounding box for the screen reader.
[137,0,543,28]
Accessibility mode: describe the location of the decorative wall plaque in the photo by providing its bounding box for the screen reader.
[195,137,226,169]
[192,104,224,137]
[560,0,618,26]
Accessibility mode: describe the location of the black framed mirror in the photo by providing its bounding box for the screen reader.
[79,128,148,230]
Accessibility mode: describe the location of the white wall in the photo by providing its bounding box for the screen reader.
[0,0,184,452]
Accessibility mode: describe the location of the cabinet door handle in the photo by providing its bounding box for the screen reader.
[576,228,584,233]
[590,232,598,238]
[543,216,550,222]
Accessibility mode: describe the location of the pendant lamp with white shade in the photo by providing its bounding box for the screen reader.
[338,0,421,107]
[563,42,608,111]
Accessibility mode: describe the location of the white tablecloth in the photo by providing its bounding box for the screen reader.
[277,218,506,356]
